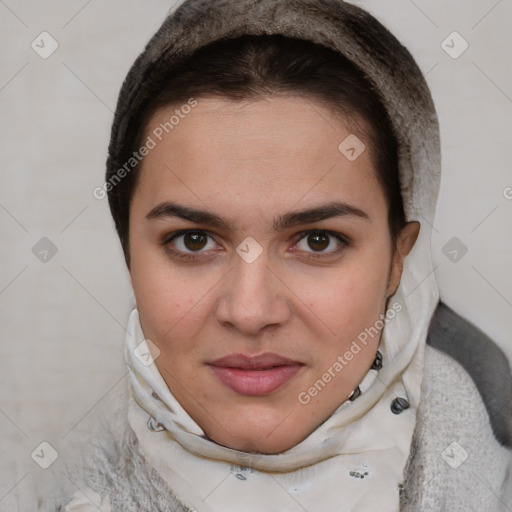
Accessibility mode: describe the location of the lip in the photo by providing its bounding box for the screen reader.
[208,353,304,396]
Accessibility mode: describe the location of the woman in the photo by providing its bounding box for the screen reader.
[53,0,512,510]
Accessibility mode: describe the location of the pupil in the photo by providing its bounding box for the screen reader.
[185,232,207,251]
[308,232,328,251]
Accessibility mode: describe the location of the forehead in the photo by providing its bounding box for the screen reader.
[134,95,383,217]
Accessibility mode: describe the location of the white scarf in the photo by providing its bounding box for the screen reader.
[124,222,439,512]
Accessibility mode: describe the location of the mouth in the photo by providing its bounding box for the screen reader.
[208,353,304,396]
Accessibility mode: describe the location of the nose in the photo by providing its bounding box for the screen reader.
[216,246,291,337]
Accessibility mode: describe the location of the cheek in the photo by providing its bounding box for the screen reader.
[294,249,391,340]
[129,244,205,353]
[291,262,391,407]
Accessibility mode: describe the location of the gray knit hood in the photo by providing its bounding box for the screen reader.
[106,0,441,243]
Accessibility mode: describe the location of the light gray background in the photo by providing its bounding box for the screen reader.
[1,0,511,509]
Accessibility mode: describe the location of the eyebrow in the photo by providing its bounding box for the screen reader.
[145,200,370,231]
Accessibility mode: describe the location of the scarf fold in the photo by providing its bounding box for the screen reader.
[124,277,435,511]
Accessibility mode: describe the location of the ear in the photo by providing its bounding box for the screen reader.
[387,221,420,297]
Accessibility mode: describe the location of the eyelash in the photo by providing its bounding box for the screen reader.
[161,229,351,261]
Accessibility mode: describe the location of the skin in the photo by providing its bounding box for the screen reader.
[128,95,419,454]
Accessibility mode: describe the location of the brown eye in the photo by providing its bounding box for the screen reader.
[163,230,218,260]
[183,232,208,251]
[307,232,330,252]
[295,230,349,258]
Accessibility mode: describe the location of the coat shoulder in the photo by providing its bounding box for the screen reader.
[427,301,512,446]
[401,343,512,511]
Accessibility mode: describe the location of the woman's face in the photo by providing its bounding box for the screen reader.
[128,95,418,454]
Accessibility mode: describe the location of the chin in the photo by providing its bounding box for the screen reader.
[204,416,308,455]
[220,435,296,455]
